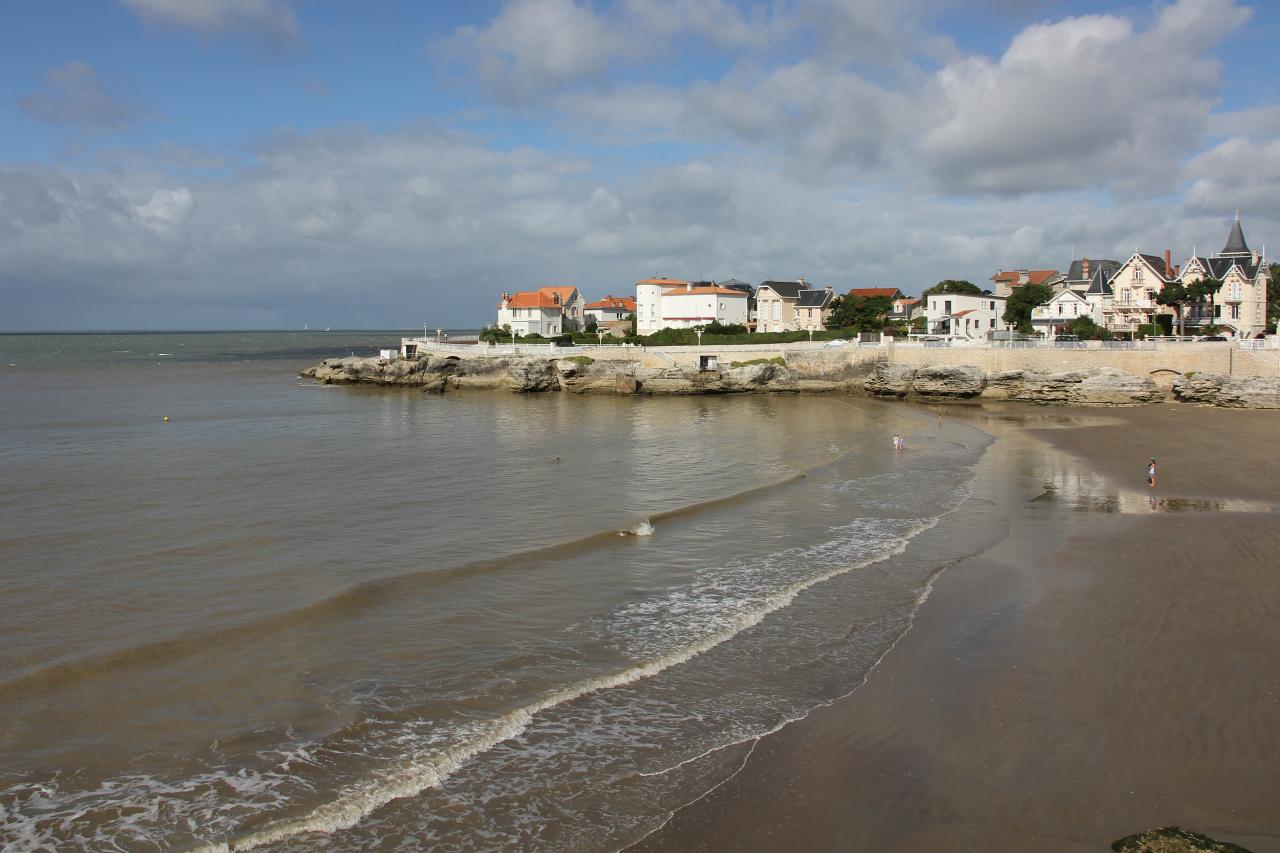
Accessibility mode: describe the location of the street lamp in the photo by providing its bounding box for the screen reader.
[597,330,604,346]
[808,328,814,344]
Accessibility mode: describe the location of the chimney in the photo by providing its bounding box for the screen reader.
[1253,249,1261,265]
[1082,258,1090,278]
[1164,250,1172,278]
[501,291,509,303]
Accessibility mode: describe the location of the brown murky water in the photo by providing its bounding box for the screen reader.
[0,333,993,851]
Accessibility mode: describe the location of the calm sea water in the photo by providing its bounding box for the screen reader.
[0,332,993,851]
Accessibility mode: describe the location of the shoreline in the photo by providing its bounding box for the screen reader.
[630,403,1280,852]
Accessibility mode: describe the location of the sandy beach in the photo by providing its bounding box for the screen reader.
[633,403,1280,852]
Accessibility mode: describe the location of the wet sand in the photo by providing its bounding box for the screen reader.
[633,403,1280,852]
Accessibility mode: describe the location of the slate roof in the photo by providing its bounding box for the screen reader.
[1188,256,1262,280]
[1222,214,1251,257]
[758,280,807,299]
[1065,259,1120,282]
[797,289,833,308]
[1135,253,1177,280]
[1085,265,1114,296]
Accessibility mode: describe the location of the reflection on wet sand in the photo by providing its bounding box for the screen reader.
[1029,459,1277,514]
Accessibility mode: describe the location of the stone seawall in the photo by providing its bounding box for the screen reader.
[301,352,1280,409]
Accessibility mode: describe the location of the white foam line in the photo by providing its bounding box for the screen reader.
[619,493,977,851]
[198,485,972,851]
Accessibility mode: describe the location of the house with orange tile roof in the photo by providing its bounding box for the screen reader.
[496,286,585,335]
[497,290,566,336]
[583,295,636,326]
[990,269,1063,298]
[847,287,906,301]
[536,286,585,330]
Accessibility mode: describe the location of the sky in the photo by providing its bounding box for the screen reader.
[1,0,1278,330]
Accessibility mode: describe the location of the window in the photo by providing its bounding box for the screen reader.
[1057,304,1063,315]
[944,300,952,314]
[772,302,780,320]
[990,318,995,328]
[1122,290,1131,304]
[1231,304,1240,320]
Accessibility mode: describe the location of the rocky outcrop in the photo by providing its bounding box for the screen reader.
[912,364,985,398]
[1074,367,1164,405]
[978,367,1162,406]
[1173,372,1280,409]
[863,362,916,397]
[304,354,1265,409]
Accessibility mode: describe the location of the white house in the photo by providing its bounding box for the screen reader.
[1103,251,1178,335]
[1031,289,1098,338]
[635,277,686,334]
[583,295,636,326]
[536,286,585,331]
[497,290,565,336]
[657,282,749,329]
[634,278,749,332]
[924,293,1007,340]
[1179,214,1270,337]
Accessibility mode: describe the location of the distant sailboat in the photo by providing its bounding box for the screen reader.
[325,326,331,332]
[303,323,309,331]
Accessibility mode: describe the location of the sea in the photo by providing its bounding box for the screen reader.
[0,331,995,851]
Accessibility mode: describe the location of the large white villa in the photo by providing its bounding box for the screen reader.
[634,278,749,333]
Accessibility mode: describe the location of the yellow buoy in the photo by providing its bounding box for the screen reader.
[163,416,170,422]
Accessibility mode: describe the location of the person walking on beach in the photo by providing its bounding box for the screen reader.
[1147,458,1157,488]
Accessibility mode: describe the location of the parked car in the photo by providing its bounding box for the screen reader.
[823,338,848,347]
[1200,335,1228,342]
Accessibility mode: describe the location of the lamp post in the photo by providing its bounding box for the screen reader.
[511,329,517,352]
[597,330,604,346]
[808,328,814,344]
[422,322,428,342]
[696,326,703,369]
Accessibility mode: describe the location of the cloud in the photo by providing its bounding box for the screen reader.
[439,0,617,103]
[916,0,1251,194]
[1183,137,1280,220]
[18,62,144,131]
[122,0,301,44]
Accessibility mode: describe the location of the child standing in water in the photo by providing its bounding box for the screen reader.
[893,434,904,451]
[1147,458,1157,487]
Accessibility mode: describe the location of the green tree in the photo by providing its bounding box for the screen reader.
[1002,283,1054,334]
[1186,277,1224,328]
[830,294,893,331]
[1155,281,1190,336]
[921,279,983,299]
[584,315,598,333]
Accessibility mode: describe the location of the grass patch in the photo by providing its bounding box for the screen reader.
[563,355,594,366]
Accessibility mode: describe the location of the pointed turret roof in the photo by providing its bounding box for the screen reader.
[1221,211,1250,257]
